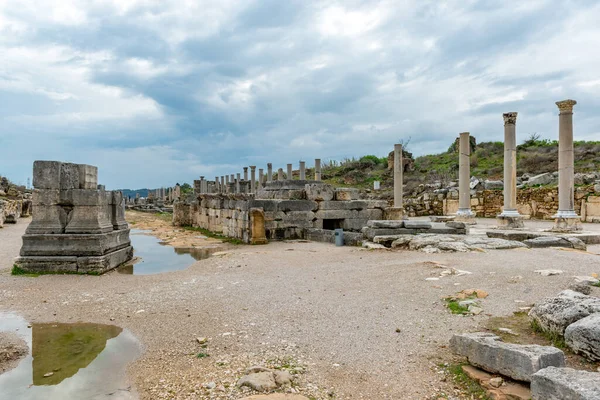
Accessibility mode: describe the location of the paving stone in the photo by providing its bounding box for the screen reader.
[531,367,600,400]
[565,313,600,361]
[450,332,565,382]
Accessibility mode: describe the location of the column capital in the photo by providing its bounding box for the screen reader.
[267,163,272,167]
[503,112,518,125]
[250,166,256,170]
[556,99,577,113]
[243,166,248,171]
[459,131,470,136]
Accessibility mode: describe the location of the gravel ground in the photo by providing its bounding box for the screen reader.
[0,331,28,375]
[1,216,599,399]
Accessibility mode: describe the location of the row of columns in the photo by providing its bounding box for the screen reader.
[196,159,324,195]
[393,99,581,231]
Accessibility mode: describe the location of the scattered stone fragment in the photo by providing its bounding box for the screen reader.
[196,337,208,345]
[498,328,519,336]
[489,377,503,388]
[450,332,565,382]
[404,220,432,229]
[362,241,386,250]
[239,395,310,400]
[564,313,600,361]
[461,365,531,400]
[574,276,600,285]
[237,366,295,392]
[528,290,600,335]
[531,367,600,400]
[534,269,563,276]
[569,281,592,295]
[524,236,586,251]
[44,372,54,377]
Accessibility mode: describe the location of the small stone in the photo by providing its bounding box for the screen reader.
[489,377,503,388]
[469,306,483,315]
[44,372,54,378]
[498,327,519,336]
[196,337,208,344]
[569,281,592,295]
[273,370,293,386]
[534,269,563,276]
[475,289,488,298]
[395,328,401,333]
[203,381,216,389]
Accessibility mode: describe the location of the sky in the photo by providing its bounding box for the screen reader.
[1,0,599,189]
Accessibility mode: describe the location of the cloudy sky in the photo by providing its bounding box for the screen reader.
[1,0,599,189]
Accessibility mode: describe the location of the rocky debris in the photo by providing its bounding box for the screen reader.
[528,290,600,335]
[239,395,310,400]
[460,365,531,400]
[569,281,593,295]
[524,236,587,251]
[382,234,527,253]
[534,269,564,276]
[564,313,600,361]
[362,241,387,250]
[484,180,504,190]
[445,221,466,229]
[531,367,600,400]
[237,366,294,392]
[450,332,565,382]
[0,332,28,374]
[525,172,556,187]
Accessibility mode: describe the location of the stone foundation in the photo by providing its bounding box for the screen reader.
[15,161,132,274]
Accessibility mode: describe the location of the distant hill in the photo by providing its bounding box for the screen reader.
[119,189,150,199]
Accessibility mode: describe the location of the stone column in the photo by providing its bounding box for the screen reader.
[553,99,581,231]
[278,168,284,180]
[236,173,241,193]
[221,176,225,193]
[267,163,273,182]
[315,159,321,181]
[456,132,475,223]
[225,175,230,193]
[394,144,403,208]
[299,161,306,180]
[287,164,293,180]
[243,167,248,182]
[250,166,256,193]
[200,176,205,194]
[258,168,264,188]
[215,176,220,193]
[497,112,524,228]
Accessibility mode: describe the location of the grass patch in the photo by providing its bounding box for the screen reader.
[530,319,567,349]
[11,265,101,277]
[445,363,491,399]
[443,296,474,315]
[592,281,600,287]
[196,352,210,358]
[182,226,244,245]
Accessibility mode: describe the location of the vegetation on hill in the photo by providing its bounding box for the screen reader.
[321,136,600,193]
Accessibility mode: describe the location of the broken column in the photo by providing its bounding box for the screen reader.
[267,163,273,182]
[287,164,293,180]
[497,112,524,229]
[250,166,256,193]
[258,168,264,188]
[384,144,405,220]
[299,161,306,180]
[456,132,476,223]
[15,161,133,274]
[552,99,581,231]
[277,168,284,180]
[315,159,321,181]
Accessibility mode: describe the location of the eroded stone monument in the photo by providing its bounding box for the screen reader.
[15,161,133,274]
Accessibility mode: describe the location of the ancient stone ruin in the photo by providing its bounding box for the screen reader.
[14,161,133,274]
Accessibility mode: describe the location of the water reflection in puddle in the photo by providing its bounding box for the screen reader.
[118,229,224,275]
[0,313,140,400]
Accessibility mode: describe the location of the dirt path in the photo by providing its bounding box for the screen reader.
[0,214,599,399]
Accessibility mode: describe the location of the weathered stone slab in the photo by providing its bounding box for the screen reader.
[565,313,600,361]
[315,209,357,220]
[59,162,81,190]
[404,220,432,229]
[78,164,98,189]
[529,290,600,336]
[305,183,334,201]
[486,231,541,242]
[77,246,134,274]
[318,200,367,210]
[334,188,359,201]
[524,236,586,250]
[531,367,600,400]
[277,200,318,212]
[20,229,131,257]
[32,161,62,189]
[367,220,404,229]
[26,204,68,234]
[373,235,405,247]
[450,332,565,382]
[361,227,416,240]
[446,221,466,229]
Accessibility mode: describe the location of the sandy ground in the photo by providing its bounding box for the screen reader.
[1,214,599,399]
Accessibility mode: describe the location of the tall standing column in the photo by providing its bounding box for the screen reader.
[315,159,321,181]
[236,173,241,193]
[287,164,293,180]
[267,163,273,182]
[299,161,306,180]
[497,113,524,228]
[258,168,264,188]
[215,176,219,193]
[225,175,230,193]
[553,99,580,231]
[243,167,248,181]
[250,166,256,193]
[457,132,475,221]
[393,144,403,208]
[277,168,284,180]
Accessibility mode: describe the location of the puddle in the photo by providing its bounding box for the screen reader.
[0,313,141,400]
[118,229,224,275]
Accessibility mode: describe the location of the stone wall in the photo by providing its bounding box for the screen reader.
[404,185,599,221]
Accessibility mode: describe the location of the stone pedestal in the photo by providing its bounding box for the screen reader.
[552,100,579,232]
[16,161,133,274]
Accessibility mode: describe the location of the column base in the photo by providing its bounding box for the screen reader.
[551,215,582,232]
[496,215,525,229]
[384,207,407,221]
[454,209,476,225]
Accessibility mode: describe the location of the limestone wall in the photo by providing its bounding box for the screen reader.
[404,186,599,221]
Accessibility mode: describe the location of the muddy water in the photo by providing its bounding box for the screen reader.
[118,229,223,275]
[0,313,141,400]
